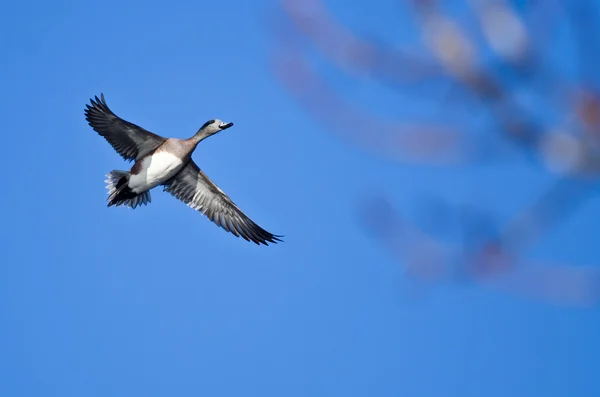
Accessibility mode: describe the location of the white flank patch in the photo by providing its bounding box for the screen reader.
[128,151,184,193]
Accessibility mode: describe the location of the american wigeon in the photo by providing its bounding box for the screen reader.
[84,94,282,246]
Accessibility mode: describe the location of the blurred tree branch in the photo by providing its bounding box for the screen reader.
[269,0,600,306]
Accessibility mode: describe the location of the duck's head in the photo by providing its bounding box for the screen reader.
[192,119,234,143]
[199,119,234,136]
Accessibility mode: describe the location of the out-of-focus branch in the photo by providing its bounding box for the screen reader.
[359,194,600,307]
[272,46,472,165]
[269,0,600,307]
[280,0,444,84]
[272,0,600,172]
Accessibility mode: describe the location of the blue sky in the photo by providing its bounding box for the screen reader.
[1,0,599,396]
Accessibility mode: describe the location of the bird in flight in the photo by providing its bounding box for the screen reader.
[84,94,283,246]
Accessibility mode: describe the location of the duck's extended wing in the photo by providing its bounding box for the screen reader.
[163,161,283,246]
[84,94,167,162]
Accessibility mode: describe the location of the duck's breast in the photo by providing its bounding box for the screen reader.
[128,150,185,193]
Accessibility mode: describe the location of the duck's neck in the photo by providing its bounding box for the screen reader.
[188,130,209,146]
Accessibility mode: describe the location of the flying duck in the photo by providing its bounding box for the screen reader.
[84,94,283,246]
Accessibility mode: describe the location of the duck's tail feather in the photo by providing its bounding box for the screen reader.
[105,170,151,209]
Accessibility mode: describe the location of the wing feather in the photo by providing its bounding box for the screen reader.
[84,93,166,161]
[164,161,283,245]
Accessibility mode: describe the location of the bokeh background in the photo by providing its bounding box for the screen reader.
[1,0,599,396]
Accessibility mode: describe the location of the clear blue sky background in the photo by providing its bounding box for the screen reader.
[1,0,599,396]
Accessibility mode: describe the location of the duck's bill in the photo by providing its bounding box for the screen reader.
[219,122,234,130]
